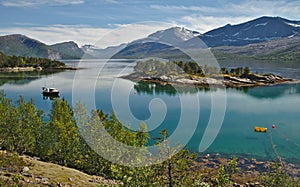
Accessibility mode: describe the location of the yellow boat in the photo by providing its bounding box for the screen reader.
[254,126,267,133]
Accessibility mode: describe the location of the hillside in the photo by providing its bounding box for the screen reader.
[1,16,300,61]
[0,151,120,186]
[113,16,300,60]
[50,41,84,59]
[131,26,200,46]
[111,42,190,59]
[185,16,300,47]
[0,35,84,60]
[0,34,57,59]
[82,44,127,59]
[212,35,300,61]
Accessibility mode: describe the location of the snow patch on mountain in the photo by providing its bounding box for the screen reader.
[285,22,300,28]
[148,27,200,41]
[255,22,268,27]
[288,34,296,38]
[81,44,101,53]
[243,25,254,31]
[130,27,201,47]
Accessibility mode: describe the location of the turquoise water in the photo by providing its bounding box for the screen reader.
[1,60,300,163]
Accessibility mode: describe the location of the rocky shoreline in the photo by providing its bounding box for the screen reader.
[122,72,299,88]
[1,151,299,186]
[0,66,42,72]
[0,66,82,72]
[46,66,84,70]
[195,153,300,186]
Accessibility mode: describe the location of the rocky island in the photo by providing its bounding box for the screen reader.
[122,59,299,88]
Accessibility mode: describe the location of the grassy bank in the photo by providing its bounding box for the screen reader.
[0,93,299,186]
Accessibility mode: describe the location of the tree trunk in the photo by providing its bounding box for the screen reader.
[168,161,173,187]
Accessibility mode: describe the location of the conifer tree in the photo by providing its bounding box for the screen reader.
[43,99,81,166]
[0,93,43,154]
[15,96,43,154]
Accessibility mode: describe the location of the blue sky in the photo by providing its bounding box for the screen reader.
[0,0,299,47]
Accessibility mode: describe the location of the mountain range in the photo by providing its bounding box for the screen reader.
[0,16,299,61]
[0,34,84,59]
[189,16,300,47]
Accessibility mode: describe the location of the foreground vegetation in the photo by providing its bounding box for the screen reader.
[0,151,120,186]
[0,92,299,186]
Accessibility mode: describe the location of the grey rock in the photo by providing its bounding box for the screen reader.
[21,172,33,178]
[22,166,29,173]
[42,177,49,182]
[42,181,49,185]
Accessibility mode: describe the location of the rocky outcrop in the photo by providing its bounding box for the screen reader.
[0,152,121,187]
[195,153,300,187]
[122,73,298,88]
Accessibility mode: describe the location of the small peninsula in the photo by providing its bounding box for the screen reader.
[122,59,299,88]
[0,52,77,72]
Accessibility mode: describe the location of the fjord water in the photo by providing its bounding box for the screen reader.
[1,59,300,163]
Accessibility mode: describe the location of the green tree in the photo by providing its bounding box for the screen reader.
[220,67,228,74]
[72,103,111,175]
[15,96,43,154]
[0,92,15,150]
[212,156,238,187]
[212,165,231,187]
[135,122,149,147]
[41,99,81,166]
[261,162,300,187]
[242,66,251,76]
[0,93,43,154]
[154,129,201,187]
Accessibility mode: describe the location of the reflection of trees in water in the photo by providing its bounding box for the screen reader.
[133,81,218,95]
[134,81,300,99]
[235,83,300,99]
[134,81,177,96]
[0,70,64,86]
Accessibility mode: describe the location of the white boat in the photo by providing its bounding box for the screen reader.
[42,87,60,96]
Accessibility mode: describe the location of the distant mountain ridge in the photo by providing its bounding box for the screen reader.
[0,34,84,59]
[111,27,199,59]
[131,27,200,46]
[193,16,300,47]
[0,16,300,60]
[0,34,56,59]
[112,42,190,59]
[113,16,300,59]
[81,43,127,59]
[213,35,300,61]
[50,41,84,59]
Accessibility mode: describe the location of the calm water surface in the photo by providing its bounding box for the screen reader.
[1,59,300,163]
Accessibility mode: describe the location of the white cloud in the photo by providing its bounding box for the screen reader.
[180,15,252,33]
[224,0,300,18]
[102,0,118,3]
[0,23,171,48]
[94,22,171,47]
[150,5,220,13]
[150,1,300,18]
[150,0,300,33]
[0,25,108,47]
[0,0,84,7]
[1,0,299,47]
